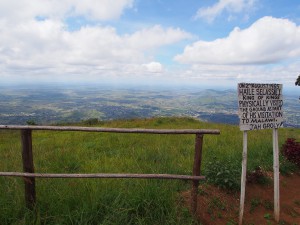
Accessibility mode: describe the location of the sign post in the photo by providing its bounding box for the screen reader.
[273,128,280,222]
[237,83,283,224]
[239,130,247,225]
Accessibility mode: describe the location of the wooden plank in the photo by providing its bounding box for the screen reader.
[239,131,248,225]
[191,134,203,215]
[0,172,205,180]
[0,125,220,135]
[21,129,36,209]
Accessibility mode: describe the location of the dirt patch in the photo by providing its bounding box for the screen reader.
[183,173,300,224]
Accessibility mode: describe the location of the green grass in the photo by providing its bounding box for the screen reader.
[0,117,299,224]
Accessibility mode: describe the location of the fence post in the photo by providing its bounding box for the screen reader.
[21,129,36,209]
[191,134,203,215]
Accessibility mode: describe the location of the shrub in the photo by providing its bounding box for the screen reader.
[205,158,240,191]
[281,138,300,168]
[26,120,37,125]
[83,118,99,125]
[246,166,271,185]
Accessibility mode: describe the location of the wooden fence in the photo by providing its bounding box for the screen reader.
[0,125,220,215]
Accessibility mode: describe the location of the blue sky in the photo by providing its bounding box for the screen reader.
[0,0,300,91]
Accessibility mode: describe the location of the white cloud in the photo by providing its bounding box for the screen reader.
[142,62,163,73]
[0,0,195,82]
[175,17,300,65]
[126,25,193,50]
[168,62,299,88]
[71,0,134,20]
[195,0,255,23]
[0,0,134,22]
[2,22,190,63]
[0,18,191,80]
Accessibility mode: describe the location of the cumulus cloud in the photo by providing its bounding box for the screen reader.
[142,62,163,73]
[0,21,191,66]
[126,25,193,50]
[169,61,299,88]
[0,0,134,22]
[175,17,300,65]
[71,0,134,20]
[195,0,256,23]
[0,0,192,80]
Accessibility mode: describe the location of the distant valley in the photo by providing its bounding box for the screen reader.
[0,84,299,128]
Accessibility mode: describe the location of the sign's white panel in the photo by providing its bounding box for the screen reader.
[238,83,283,131]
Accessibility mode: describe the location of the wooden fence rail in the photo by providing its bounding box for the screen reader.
[0,125,220,215]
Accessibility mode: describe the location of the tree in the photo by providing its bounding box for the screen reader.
[296,75,300,86]
[296,75,300,100]
[26,120,37,125]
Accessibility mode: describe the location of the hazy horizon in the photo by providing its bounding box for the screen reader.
[1,80,299,96]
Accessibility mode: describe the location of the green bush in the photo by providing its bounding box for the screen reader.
[83,118,99,125]
[205,158,240,191]
[26,120,37,125]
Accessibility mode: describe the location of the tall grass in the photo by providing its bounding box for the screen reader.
[0,117,299,224]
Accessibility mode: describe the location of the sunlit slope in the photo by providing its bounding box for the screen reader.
[0,117,299,224]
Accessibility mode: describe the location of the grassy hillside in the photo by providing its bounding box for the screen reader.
[0,117,299,224]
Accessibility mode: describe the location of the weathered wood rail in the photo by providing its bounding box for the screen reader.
[0,125,220,214]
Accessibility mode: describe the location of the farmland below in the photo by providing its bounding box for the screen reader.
[0,84,299,128]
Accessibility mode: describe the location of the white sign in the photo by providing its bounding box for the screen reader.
[237,83,283,131]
